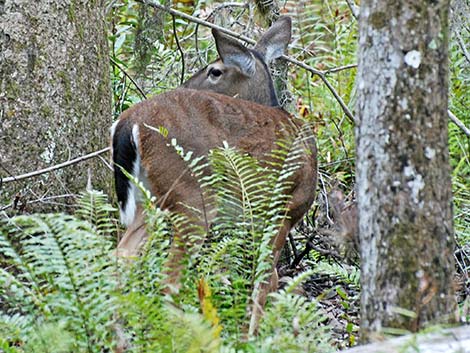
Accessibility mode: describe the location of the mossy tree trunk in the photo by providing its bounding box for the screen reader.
[0,0,111,210]
[253,0,291,108]
[355,0,457,341]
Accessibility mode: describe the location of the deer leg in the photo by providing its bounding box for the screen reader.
[116,205,148,257]
[160,232,187,294]
[161,209,209,294]
[249,220,292,335]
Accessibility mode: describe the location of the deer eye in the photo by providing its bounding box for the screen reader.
[208,67,223,78]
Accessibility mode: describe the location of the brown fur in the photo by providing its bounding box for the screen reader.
[115,88,317,333]
[112,16,317,333]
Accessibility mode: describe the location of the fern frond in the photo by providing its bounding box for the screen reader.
[76,189,118,238]
[205,146,269,232]
[257,272,333,353]
[0,214,117,352]
[311,260,361,289]
[164,303,221,353]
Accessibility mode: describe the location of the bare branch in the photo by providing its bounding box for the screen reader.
[110,57,147,99]
[455,30,470,65]
[345,0,359,20]
[172,14,185,85]
[449,110,470,137]
[324,63,357,74]
[285,55,355,122]
[1,147,111,184]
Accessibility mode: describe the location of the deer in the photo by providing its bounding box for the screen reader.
[111,16,317,333]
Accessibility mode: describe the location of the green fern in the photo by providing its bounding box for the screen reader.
[0,208,117,352]
[310,260,361,289]
[0,124,328,352]
[256,295,331,353]
[75,189,118,238]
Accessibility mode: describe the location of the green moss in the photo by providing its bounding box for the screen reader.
[406,17,420,32]
[370,11,387,30]
[57,71,73,104]
[67,0,76,22]
[5,80,21,100]
[40,104,53,117]
[384,220,424,328]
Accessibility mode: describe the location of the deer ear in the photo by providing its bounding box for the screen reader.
[212,28,256,77]
[254,16,292,63]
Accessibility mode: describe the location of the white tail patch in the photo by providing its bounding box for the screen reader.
[120,124,141,226]
[121,186,137,226]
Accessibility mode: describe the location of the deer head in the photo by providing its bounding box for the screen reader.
[111,16,317,333]
[182,16,292,106]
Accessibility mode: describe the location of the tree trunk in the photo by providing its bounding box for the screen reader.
[0,0,111,210]
[253,0,291,109]
[355,0,457,341]
[253,0,280,26]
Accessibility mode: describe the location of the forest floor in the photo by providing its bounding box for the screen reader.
[280,190,470,350]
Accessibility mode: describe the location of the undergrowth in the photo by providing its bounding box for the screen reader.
[0,140,334,352]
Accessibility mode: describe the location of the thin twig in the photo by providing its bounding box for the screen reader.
[0,147,111,184]
[1,194,78,211]
[110,57,147,99]
[455,30,470,66]
[448,110,470,137]
[172,14,186,86]
[345,0,359,20]
[274,52,354,122]
[137,0,356,122]
[324,63,357,74]
[97,155,114,172]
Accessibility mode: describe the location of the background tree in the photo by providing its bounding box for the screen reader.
[0,0,111,210]
[356,0,458,341]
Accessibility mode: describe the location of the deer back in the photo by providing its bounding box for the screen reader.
[111,16,317,265]
[114,89,316,225]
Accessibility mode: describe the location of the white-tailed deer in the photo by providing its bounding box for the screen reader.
[114,16,295,254]
[111,16,317,332]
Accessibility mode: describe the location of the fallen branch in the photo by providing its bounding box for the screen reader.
[0,147,111,184]
[343,325,470,353]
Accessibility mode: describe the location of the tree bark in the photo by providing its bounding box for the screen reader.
[253,0,291,109]
[0,0,111,210]
[355,0,457,341]
[253,0,280,26]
